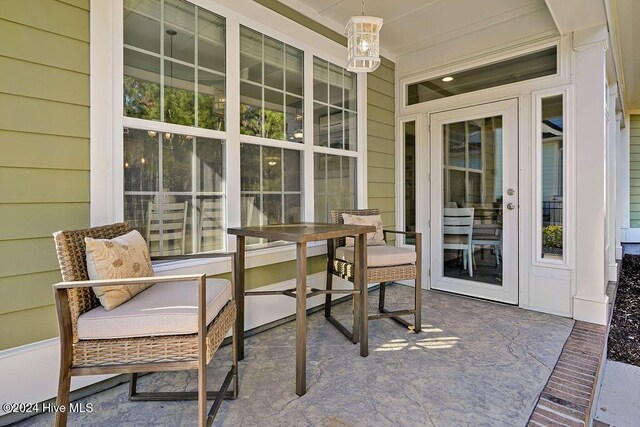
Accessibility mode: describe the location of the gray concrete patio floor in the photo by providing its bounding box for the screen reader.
[15,285,574,427]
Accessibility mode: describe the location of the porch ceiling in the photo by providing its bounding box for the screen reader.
[277,0,559,62]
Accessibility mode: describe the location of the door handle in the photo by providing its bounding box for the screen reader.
[506,203,515,210]
[507,188,515,196]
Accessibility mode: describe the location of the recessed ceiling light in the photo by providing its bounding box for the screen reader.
[442,76,454,82]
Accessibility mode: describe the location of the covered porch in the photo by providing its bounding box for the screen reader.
[14,286,574,426]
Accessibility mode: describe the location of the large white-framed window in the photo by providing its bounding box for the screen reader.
[91,0,367,269]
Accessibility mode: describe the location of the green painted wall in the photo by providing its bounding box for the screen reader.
[630,115,640,227]
[0,0,91,350]
[0,0,395,350]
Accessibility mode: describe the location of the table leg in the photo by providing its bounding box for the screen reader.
[235,236,245,361]
[352,236,360,344]
[296,242,308,396]
[357,233,369,357]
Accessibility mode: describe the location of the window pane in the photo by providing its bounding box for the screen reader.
[241,146,303,247]
[468,121,482,170]
[286,45,304,96]
[240,143,260,191]
[314,103,328,147]
[313,57,328,103]
[264,88,284,140]
[445,122,465,168]
[164,60,195,126]
[197,70,225,131]
[162,133,192,192]
[264,35,284,90]
[404,121,416,244]
[164,0,195,64]
[196,137,224,193]
[313,56,357,153]
[345,111,357,151]
[541,95,564,260]
[314,153,356,223]
[124,128,159,192]
[283,149,301,191]
[124,0,160,53]
[240,26,262,84]
[286,95,303,143]
[240,82,262,136]
[198,196,224,252]
[263,194,282,224]
[344,71,357,111]
[284,194,301,222]
[198,8,225,73]
[262,146,282,191]
[408,47,557,105]
[329,107,343,149]
[123,0,225,128]
[239,28,302,143]
[124,49,161,121]
[124,128,225,256]
[329,63,343,107]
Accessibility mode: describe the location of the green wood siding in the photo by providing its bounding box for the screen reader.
[0,0,90,350]
[367,60,396,235]
[0,0,395,350]
[630,115,640,227]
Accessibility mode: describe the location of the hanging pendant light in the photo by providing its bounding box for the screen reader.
[345,0,383,73]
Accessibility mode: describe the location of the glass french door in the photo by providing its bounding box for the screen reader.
[429,99,518,304]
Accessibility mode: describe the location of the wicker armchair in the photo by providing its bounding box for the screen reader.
[326,209,422,336]
[52,223,238,427]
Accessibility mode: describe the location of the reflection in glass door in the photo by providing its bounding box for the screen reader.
[442,116,503,285]
[430,99,518,304]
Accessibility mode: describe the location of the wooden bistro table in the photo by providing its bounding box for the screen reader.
[227,223,376,396]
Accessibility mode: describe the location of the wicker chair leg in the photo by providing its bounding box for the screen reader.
[378,282,386,312]
[54,361,71,427]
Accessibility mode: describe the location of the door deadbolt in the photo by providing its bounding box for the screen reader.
[506,203,515,210]
[507,188,515,196]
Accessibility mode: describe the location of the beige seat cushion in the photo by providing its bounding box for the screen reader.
[85,230,154,310]
[77,278,231,340]
[341,213,386,247]
[335,245,416,267]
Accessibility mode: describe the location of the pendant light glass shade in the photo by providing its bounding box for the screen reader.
[345,16,383,73]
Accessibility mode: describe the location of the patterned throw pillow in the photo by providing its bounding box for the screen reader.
[342,213,386,247]
[85,230,154,311]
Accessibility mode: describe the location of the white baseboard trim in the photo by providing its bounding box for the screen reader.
[615,245,623,260]
[573,295,609,325]
[0,271,352,416]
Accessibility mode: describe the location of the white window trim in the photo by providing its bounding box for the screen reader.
[90,0,367,273]
[397,37,570,116]
[395,115,420,248]
[531,85,574,269]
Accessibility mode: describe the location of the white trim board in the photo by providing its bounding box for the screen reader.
[0,271,355,415]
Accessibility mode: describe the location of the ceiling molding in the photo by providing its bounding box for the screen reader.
[392,2,551,57]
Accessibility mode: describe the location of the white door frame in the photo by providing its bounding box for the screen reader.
[428,98,519,304]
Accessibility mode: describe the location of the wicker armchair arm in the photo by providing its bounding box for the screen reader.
[52,274,205,290]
